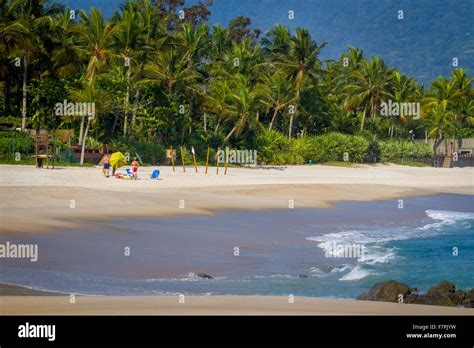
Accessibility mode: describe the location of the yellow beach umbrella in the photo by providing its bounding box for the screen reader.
[110,152,126,170]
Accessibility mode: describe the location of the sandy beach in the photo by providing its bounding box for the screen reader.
[1,164,473,315]
[0,164,472,233]
[1,294,473,315]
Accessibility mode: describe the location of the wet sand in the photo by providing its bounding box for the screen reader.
[1,164,472,233]
[0,283,63,296]
[1,164,473,314]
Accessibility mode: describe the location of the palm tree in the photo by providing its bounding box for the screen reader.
[144,46,199,96]
[74,8,116,144]
[129,0,168,136]
[112,2,142,136]
[70,78,111,166]
[449,68,474,130]
[203,77,230,134]
[421,100,455,154]
[222,74,263,142]
[344,56,392,131]
[50,10,85,77]
[1,0,62,130]
[277,28,326,137]
[261,24,291,58]
[388,71,418,138]
[258,69,296,130]
[209,24,231,63]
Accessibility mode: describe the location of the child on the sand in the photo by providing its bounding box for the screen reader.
[131,158,139,178]
[103,156,110,177]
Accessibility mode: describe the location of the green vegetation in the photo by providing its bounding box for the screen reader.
[378,140,432,163]
[0,0,472,166]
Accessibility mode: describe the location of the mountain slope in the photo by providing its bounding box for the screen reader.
[62,0,474,85]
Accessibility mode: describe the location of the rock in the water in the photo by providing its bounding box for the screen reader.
[357,280,411,302]
[462,289,474,308]
[196,272,213,279]
[427,281,455,297]
[359,280,473,307]
[298,274,308,278]
[424,281,463,306]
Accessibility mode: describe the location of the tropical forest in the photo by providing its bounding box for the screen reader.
[1,0,473,166]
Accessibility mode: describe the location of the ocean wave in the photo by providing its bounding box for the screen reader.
[339,265,374,281]
[306,209,474,282]
[357,247,398,265]
[418,210,474,230]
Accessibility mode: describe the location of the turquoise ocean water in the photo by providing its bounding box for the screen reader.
[1,194,473,298]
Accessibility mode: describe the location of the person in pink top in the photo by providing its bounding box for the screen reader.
[131,158,139,178]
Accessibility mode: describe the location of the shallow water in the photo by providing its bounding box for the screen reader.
[1,194,473,298]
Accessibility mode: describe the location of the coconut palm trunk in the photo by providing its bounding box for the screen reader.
[214,119,220,134]
[289,89,300,138]
[360,107,367,131]
[80,117,91,166]
[224,125,237,143]
[78,115,85,145]
[269,107,279,130]
[131,88,139,136]
[124,66,131,136]
[21,56,27,131]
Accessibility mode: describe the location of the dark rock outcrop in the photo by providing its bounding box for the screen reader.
[358,280,474,308]
[462,289,474,308]
[196,272,213,279]
[421,281,463,306]
[357,280,411,302]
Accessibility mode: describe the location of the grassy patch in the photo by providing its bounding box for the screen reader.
[321,161,358,167]
[391,160,432,167]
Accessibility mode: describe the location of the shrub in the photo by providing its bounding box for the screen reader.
[0,132,34,160]
[314,132,369,163]
[291,136,320,163]
[257,131,369,164]
[256,130,297,165]
[109,137,166,164]
[379,140,432,162]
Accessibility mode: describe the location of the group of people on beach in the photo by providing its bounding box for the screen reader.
[102,156,139,179]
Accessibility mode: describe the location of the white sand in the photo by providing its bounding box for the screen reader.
[1,164,473,315]
[1,163,473,192]
[0,164,472,233]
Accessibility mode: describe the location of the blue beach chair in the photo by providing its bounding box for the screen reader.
[150,169,160,180]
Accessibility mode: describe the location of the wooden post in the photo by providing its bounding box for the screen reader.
[192,147,198,173]
[205,147,210,174]
[170,146,175,172]
[216,147,220,175]
[224,148,228,175]
[180,146,185,172]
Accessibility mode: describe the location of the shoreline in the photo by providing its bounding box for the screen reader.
[1,184,470,233]
[1,163,473,233]
[1,293,472,315]
[0,283,64,296]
